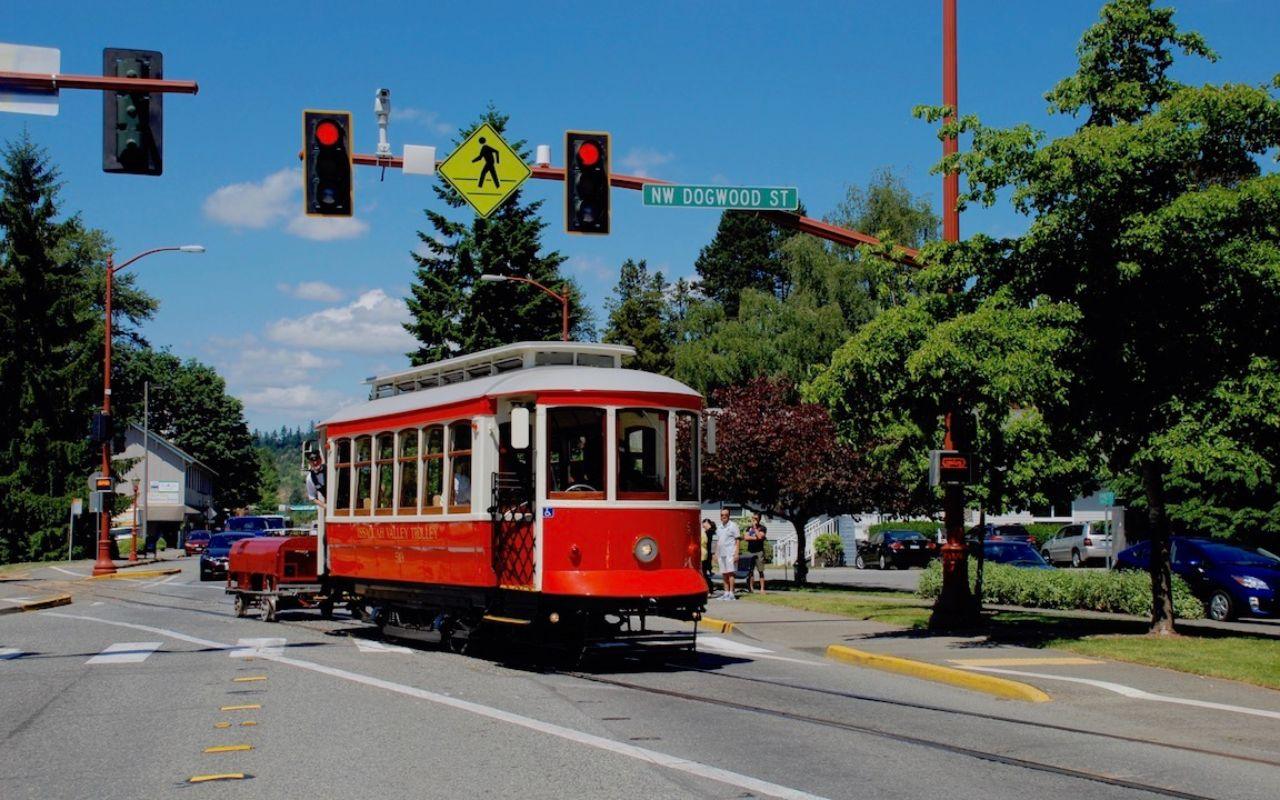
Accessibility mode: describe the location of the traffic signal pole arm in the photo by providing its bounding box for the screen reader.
[348,154,920,264]
[0,71,198,94]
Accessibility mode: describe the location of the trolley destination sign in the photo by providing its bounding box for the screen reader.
[642,183,799,211]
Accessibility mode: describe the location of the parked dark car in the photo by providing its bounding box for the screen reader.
[971,540,1053,569]
[855,529,938,569]
[226,515,285,534]
[1115,537,1280,621]
[965,523,1035,545]
[184,530,212,556]
[200,532,258,581]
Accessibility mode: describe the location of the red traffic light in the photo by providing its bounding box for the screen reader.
[577,141,600,166]
[315,120,341,146]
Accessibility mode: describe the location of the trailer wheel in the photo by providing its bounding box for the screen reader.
[233,593,249,618]
[263,595,279,623]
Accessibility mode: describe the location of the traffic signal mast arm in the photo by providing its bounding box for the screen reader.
[348,153,921,265]
[0,70,197,95]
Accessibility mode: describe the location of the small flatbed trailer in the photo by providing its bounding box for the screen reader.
[226,535,337,621]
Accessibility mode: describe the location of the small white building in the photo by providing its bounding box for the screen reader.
[112,424,217,545]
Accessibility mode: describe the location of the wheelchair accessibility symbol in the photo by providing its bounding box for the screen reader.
[542,507,555,519]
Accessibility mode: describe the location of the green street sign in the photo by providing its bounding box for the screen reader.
[1098,490,1116,507]
[643,184,798,211]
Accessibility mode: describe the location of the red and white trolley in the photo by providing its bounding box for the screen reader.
[314,341,708,654]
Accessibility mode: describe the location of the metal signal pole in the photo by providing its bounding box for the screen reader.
[930,0,975,627]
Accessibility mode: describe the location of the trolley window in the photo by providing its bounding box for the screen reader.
[547,407,606,500]
[449,421,472,512]
[375,433,394,515]
[675,411,700,501]
[397,429,419,514]
[617,408,669,500]
[423,425,445,514]
[333,438,352,516]
[354,436,372,513]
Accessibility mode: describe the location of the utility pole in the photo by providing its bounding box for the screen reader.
[930,0,976,628]
[142,381,150,553]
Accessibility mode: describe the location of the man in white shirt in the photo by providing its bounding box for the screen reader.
[715,508,741,599]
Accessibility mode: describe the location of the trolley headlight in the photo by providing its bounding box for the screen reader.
[634,537,659,564]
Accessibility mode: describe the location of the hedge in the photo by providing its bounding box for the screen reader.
[917,559,1204,619]
[814,532,844,567]
[1025,523,1061,548]
[868,520,940,539]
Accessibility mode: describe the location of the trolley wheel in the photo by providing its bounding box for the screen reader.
[233,593,249,618]
[319,599,334,620]
[262,595,279,623]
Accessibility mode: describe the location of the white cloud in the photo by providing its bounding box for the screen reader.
[619,147,674,178]
[565,255,614,282]
[277,281,345,302]
[238,385,348,414]
[709,173,731,185]
[202,169,296,229]
[396,107,454,136]
[204,168,370,241]
[214,343,340,389]
[284,214,370,241]
[267,289,416,354]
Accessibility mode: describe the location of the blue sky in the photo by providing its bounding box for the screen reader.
[5,1,1277,430]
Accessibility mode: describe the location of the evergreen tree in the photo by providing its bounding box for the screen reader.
[693,211,794,317]
[603,259,673,375]
[0,135,154,561]
[405,107,591,364]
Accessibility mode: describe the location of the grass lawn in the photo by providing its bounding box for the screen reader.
[1045,633,1280,691]
[740,588,933,628]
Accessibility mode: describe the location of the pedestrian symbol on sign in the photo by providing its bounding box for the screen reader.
[437,123,531,218]
[473,137,501,188]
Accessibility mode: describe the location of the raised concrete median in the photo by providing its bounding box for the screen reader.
[825,644,1051,702]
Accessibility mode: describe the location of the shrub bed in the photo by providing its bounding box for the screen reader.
[869,520,940,539]
[1025,523,1061,548]
[917,559,1204,619]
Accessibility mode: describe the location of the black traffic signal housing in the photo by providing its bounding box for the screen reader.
[102,49,164,176]
[565,131,610,235]
[90,412,113,444]
[303,110,353,217]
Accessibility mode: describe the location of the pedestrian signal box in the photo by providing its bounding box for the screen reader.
[94,476,114,491]
[102,48,164,176]
[303,110,353,217]
[565,131,610,235]
[929,450,973,486]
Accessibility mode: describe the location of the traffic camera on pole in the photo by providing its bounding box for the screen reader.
[303,110,353,216]
[102,48,164,175]
[565,131,610,235]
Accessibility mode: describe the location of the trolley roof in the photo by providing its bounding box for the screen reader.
[321,342,701,428]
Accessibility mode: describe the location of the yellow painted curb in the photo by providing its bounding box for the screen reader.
[188,773,246,783]
[699,616,735,634]
[89,568,181,580]
[825,645,1051,703]
[0,593,72,615]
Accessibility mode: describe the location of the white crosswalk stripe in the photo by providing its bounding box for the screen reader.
[697,636,826,667]
[353,638,412,654]
[1,647,24,660]
[229,637,286,658]
[86,642,162,664]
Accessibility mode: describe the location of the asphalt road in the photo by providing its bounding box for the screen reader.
[2,558,1278,800]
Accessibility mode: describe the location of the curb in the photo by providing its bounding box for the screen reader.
[89,567,181,581]
[699,615,736,634]
[0,593,73,615]
[825,645,1051,703]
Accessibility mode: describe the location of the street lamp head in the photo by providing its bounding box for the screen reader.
[479,273,508,283]
[178,245,206,253]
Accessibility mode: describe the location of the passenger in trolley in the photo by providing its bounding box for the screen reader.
[307,341,710,655]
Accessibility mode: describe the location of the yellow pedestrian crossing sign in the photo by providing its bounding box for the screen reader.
[437,123,531,218]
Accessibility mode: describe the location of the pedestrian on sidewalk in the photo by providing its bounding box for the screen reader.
[744,513,767,594]
[715,509,740,600]
[701,518,716,591]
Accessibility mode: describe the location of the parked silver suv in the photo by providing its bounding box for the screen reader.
[1041,522,1112,567]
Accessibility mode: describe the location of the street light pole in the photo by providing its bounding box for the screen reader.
[91,245,205,577]
[479,274,571,342]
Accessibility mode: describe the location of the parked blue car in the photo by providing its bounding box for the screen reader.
[1115,537,1280,621]
[974,540,1054,570]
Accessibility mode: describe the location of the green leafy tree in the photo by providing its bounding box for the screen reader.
[0,136,154,562]
[603,259,674,374]
[405,107,592,364]
[920,0,1280,633]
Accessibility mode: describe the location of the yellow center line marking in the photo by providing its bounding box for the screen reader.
[213,722,231,729]
[219,704,261,711]
[188,773,246,784]
[232,675,267,682]
[204,744,252,754]
[240,720,257,727]
[948,657,1104,667]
